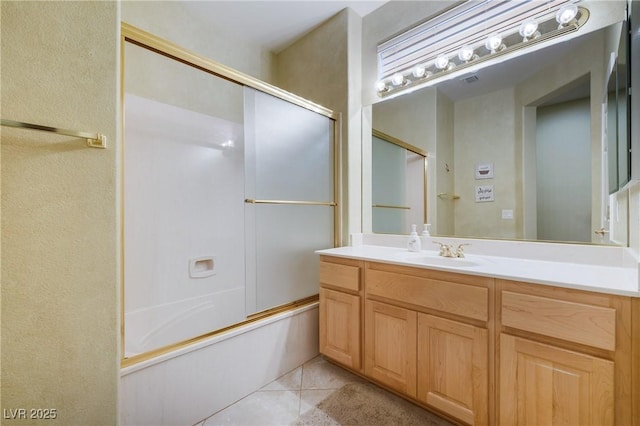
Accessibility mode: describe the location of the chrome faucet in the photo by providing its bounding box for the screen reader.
[433,242,470,258]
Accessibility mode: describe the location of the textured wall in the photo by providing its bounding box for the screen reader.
[454,87,519,239]
[1,1,119,424]
[274,9,348,112]
[122,1,275,84]
[274,9,356,242]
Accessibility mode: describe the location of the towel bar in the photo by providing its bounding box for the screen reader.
[1,119,107,149]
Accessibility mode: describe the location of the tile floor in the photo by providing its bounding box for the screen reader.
[195,355,452,426]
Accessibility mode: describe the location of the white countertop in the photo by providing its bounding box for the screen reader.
[317,245,640,297]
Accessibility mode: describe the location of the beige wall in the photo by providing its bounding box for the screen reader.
[1,2,119,424]
[275,8,362,242]
[122,2,275,84]
[275,10,348,111]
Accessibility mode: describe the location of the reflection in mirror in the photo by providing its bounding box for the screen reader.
[372,129,427,234]
[371,14,629,245]
[535,77,591,242]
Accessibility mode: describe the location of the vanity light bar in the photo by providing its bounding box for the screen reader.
[376,0,584,97]
[379,0,573,77]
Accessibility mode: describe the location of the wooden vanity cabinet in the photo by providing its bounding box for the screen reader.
[364,261,493,426]
[497,279,632,426]
[318,256,363,371]
[318,256,640,426]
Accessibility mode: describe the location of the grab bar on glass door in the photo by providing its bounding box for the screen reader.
[437,193,460,200]
[372,204,411,210]
[244,199,336,207]
[1,119,107,149]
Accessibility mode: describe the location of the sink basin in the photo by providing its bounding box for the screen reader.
[416,256,480,268]
[393,251,428,260]
[394,251,482,268]
[394,251,481,268]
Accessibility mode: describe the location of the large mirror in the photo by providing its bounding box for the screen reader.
[370,3,629,245]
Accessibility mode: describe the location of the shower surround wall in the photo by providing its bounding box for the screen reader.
[124,93,246,355]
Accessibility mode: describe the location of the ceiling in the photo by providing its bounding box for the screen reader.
[180,0,387,53]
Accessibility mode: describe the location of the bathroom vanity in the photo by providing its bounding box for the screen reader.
[317,243,640,426]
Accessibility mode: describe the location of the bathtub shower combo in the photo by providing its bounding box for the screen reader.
[122,27,337,360]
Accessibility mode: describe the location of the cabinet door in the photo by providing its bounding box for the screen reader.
[500,334,614,426]
[417,314,488,426]
[364,300,417,396]
[319,288,361,370]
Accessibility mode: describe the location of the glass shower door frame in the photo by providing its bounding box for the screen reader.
[120,22,341,366]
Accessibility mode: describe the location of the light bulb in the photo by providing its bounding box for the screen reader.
[458,46,475,62]
[519,20,539,40]
[485,33,503,52]
[556,4,578,26]
[412,65,426,78]
[391,73,406,86]
[435,55,450,70]
[375,80,388,92]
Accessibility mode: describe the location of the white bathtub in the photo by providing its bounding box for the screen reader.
[124,287,246,357]
[120,302,319,426]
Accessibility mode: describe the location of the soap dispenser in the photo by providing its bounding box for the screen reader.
[420,224,431,247]
[407,224,422,252]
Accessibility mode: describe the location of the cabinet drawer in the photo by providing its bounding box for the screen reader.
[366,269,488,322]
[320,260,360,292]
[501,291,616,351]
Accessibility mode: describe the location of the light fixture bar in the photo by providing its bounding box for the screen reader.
[378,0,576,81]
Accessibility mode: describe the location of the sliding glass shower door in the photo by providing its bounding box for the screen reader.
[244,88,335,314]
[122,25,338,362]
